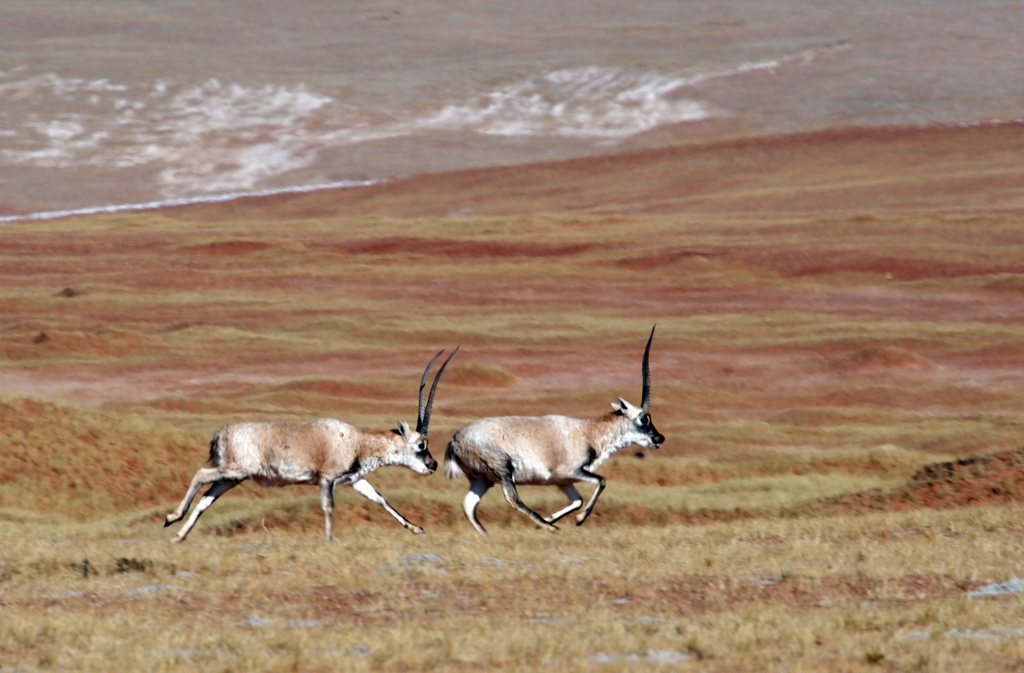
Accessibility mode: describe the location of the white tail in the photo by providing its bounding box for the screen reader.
[443,443,466,481]
[444,327,663,534]
[164,348,457,542]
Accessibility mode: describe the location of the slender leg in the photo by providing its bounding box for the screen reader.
[351,479,425,534]
[462,479,493,535]
[544,483,583,524]
[320,478,335,541]
[572,469,606,527]
[499,479,558,532]
[165,467,222,526]
[172,479,241,542]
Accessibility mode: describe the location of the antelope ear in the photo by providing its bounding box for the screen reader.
[617,397,640,418]
[610,401,623,413]
[397,420,412,438]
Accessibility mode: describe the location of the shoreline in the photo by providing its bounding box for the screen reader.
[0,179,382,224]
[4,119,1022,224]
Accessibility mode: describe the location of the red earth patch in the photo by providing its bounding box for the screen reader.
[188,240,277,255]
[817,449,1024,513]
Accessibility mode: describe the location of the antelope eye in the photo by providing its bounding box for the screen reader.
[417,440,427,451]
[639,414,650,427]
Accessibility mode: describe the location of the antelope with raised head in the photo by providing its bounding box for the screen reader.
[445,327,663,534]
[164,348,458,542]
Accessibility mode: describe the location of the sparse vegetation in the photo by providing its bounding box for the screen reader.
[2,124,1024,670]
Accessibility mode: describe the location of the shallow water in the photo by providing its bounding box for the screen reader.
[1,0,1022,214]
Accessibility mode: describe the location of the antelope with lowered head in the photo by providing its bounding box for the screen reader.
[445,327,663,534]
[164,348,458,542]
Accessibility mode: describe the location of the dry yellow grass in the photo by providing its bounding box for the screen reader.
[3,506,1024,672]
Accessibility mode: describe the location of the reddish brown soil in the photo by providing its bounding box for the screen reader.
[816,449,1024,514]
[187,240,278,255]
[326,238,594,258]
[168,122,1024,221]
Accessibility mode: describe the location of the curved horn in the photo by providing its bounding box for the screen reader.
[417,350,444,433]
[641,325,655,411]
[417,346,459,435]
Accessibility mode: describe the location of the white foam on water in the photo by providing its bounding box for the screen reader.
[1,51,817,215]
[2,75,335,195]
[417,66,714,140]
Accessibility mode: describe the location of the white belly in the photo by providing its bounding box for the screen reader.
[510,454,557,485]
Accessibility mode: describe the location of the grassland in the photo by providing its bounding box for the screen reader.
[2,123,1024,671]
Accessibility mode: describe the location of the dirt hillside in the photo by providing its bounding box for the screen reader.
[168,122,1024,221]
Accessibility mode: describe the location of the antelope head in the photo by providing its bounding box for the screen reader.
[392,347,459,473]
[610,326,665,449]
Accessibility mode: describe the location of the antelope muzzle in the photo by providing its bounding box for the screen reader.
[423,453,439,473]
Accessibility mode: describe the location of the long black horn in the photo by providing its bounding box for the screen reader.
[641,325,655,411]
[418,346,459,435]
[417,350,444,433]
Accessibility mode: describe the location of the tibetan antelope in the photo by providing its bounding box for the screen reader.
[164,348,457,542]
[445,327,664,534]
